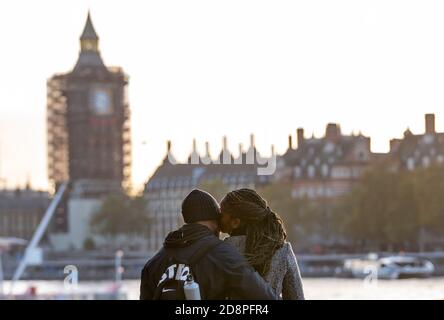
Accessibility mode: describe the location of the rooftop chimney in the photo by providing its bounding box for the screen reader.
[390,139,401,152]
[326,123,341,142]
[297,128,305,147]
[288,135,293,149]
[425,114,436,135]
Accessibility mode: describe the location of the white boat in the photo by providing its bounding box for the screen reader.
[343,255,435,279]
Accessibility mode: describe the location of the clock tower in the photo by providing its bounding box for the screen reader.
[47,12,131,198]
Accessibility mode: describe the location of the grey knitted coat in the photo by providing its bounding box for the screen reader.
[224,236,305,300]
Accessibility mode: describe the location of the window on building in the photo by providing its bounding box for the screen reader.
[324,142,335,154]
[423,135,434,145]
[308,165,315,178]
[293,166,301,178]
[422,156,431,168]
[407,158,415,171]
[321,164,329,177]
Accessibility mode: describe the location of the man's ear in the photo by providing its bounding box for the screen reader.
[232,218,241,229]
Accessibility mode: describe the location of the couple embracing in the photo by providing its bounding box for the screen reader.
[140,188,305,300]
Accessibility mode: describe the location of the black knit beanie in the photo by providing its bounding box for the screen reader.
[181,189,221,223]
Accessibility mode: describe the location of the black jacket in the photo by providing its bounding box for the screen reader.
[140,223,278,300]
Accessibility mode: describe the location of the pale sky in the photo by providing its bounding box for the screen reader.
[1,0,444,192]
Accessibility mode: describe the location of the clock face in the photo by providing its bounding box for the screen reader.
[82,40,97,51]
[90,89,112,115]
[85,42,94,50]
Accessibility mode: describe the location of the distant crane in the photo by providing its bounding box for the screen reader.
[9,182,68,295]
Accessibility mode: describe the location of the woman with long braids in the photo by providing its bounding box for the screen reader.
[220,188,305,300]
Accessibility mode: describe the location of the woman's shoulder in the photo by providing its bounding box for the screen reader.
[276,241,293,254]
[272,242,296,263]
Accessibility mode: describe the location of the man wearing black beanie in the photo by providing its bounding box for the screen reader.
[140,189,278,300]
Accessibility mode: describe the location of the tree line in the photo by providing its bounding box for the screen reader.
[260,164,444,253]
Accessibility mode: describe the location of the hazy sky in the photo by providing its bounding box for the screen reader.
[1,0,444,192]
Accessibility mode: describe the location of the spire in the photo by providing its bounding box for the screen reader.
[223,136,228,151]
[205,142,211,158]
[234,143,244,164]
[219,136,233,164]
[404,127,413,137]
[167,140,172,152]
[188,139,200,164]
[164,140,176,164]
[79,11,100,53]
[246,134,257,164]
[73,11,105,72]
[201,142,212,165]
[25,173,31,190]
[250,134,255,149]
[81,11,99,41]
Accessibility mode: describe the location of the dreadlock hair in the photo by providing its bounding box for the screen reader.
[220,188,287,277]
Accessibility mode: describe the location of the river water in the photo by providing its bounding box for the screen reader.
[2,278,444,300]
